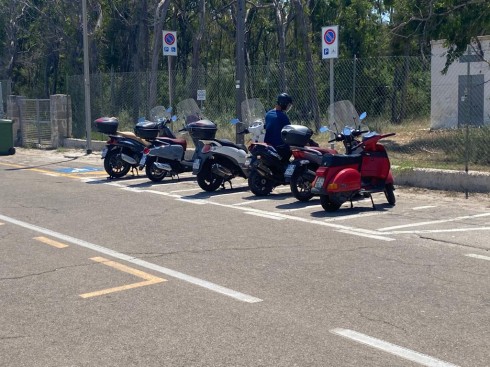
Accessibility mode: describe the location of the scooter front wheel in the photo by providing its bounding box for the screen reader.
[104,149,131,178]
[145,159,168,182]
[197,161,224,192]
[290,168,314,202]
[248,170,273,196]
[384,183,396,205]
[320,195,341,212]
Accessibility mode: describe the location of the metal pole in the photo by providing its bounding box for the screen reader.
[352,55,356,107]
[329,58,335,149]
[235,0,245,144]
[464,47,471,199]
[168,56,174,108]
[82,0,92,154]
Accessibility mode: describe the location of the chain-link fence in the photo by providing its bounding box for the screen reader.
[66,56,490,172]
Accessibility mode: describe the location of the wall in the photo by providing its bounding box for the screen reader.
[431,36,490,129]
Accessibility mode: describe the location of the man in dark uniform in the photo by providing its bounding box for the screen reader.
[264,92,293,161]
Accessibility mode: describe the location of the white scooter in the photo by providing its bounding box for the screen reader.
[192,98,266,191]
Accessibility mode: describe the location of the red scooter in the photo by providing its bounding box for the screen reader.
[311,109,396,211]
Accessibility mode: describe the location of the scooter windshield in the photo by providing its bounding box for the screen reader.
[240,98,266,143]
[326,100,361,130]
[176,98,204,126]
[149,106,171,122]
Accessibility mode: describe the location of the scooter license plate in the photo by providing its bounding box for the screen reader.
[284,164,295,177]
[101,147,108,159]
[244,157,252,167]
[314,177,325,189]
[192,158,201,170]
[139,154,147,167]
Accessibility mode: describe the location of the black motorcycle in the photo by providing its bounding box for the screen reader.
[246,124,315,196]
[96,106,176,178]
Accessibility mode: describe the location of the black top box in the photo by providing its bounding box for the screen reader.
[95,117,119,134]
[134,120,159,139]
[187,119,217,140]
[281,124,313,147]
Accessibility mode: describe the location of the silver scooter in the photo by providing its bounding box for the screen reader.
[192,98,266,191]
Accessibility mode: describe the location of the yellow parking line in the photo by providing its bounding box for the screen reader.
[80,256,166,298]
[34,236,69,249]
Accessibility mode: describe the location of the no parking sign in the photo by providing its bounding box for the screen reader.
[162,30,177,56]
[322,26,338,59]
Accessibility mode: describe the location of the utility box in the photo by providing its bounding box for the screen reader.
[0,119,15,155]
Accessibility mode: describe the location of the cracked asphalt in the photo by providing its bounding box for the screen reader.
[0,148,489,366]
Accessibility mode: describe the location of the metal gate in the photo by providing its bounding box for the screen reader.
[458,74,484,126]
[19,99,52,147]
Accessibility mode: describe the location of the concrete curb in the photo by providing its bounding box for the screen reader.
[393,167,490,193]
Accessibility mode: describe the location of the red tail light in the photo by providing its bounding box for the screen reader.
[202,144,211,153]
[143,147,150,155]
[316,166,328,176]
[107,137,116,145]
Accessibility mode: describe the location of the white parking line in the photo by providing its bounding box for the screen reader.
[465,253,490,261]
[0,213,262,304]
[412,205,437,210]
[330,328,460,367]
[232,199,271,206]
[378,213,490,231]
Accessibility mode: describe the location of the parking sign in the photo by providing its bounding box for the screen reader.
[322,26,338,59]
[162,31,177,56]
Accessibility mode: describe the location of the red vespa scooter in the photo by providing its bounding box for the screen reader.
[311,123,396,212]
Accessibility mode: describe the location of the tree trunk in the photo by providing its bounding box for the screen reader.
[292,0,320,130]
[190,0,206,99]
[149,0,171,109]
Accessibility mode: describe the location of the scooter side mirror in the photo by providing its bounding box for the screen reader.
[171,115,177,122]
[343,127,352,136]
[319,126,329,133]
[230,118,240,125]
[359,112,367,120]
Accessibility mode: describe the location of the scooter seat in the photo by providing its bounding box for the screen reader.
[322,154,362,167]
[157,137,187,149]
[309,147,336,155]
[215,139,248,152]
[117,131,151,146]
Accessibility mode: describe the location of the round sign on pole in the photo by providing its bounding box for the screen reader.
[162,30,177,56]
[321,26,338,59]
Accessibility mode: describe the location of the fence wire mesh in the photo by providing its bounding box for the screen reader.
[66,56,490,172]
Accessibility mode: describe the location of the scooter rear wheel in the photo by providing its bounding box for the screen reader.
[104,149,131,178]
[320,195,342,212]
[145,158,168,182]
[197,161,224,192]
[290,168,314,202]
[248,170,273,196]
[384,183,396,205]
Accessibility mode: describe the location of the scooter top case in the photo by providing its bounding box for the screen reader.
[95,117,118,134]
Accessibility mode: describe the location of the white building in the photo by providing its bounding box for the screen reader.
[431,36,490,129]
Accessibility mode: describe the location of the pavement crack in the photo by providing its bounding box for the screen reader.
[0,262,95,281]
[418,234,489,251]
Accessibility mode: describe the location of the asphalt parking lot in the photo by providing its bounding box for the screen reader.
[1,148,489,366]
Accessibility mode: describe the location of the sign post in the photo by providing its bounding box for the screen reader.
[322,26,339,148]
[163,31,177,108]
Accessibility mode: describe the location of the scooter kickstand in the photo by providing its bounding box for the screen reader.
[369,194,376,210]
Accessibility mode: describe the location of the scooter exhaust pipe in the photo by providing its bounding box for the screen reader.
[211,163,233,178]
[154,162,173,171]
[121,153,137,165]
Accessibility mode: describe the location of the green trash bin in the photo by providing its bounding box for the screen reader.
[0,119,16,155]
